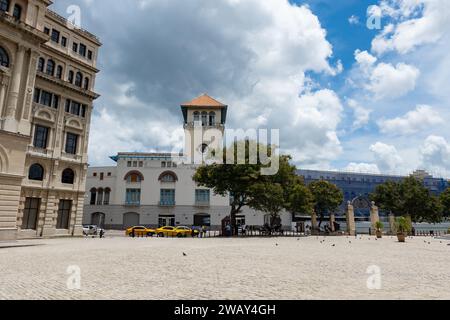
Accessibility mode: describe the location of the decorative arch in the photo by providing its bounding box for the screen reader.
[68,70,74,83]
[75,71,83,87]
[124,170,144,182]
[123,212,140,229]
[36,109,55,122]
[84,77,90,90]
[91,212,106,228]
[66,117,83,130]
[28,163,45,181]
[46,59,55,76]
[61,168,75,184]
[158,170,178,182]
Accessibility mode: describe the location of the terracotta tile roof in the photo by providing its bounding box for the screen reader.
[181,94,227,108]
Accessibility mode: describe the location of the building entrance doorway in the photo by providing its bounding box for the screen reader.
[159,215,175,227]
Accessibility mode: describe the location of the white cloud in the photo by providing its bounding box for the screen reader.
[367,62,419,100]
[354,50,377,68]
[372,0,450,55]
[347,99,372,130]
[51,0,343,167]
[378,105,443,135]
[370,142,403,172]
[421,135,450,175]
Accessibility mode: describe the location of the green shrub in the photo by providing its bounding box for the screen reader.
[375,221,384,230]
[396,217,412,234]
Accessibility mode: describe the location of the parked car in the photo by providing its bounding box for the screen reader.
[83,225,103,236]
[125,226,156,237]
[155,226,198,238]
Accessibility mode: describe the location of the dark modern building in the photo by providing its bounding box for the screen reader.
[297,169,449,218]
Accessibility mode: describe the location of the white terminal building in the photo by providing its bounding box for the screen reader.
[83,94,292,230]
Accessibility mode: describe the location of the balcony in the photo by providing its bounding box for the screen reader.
[159,201,176,207]
[195,201,210,207]
[27,146,53,158]
[183,122,225,130]
[61,152,83,162]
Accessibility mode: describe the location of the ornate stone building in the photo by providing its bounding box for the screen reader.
[0,0,101,240]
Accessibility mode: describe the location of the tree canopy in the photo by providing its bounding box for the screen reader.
[371,177,443,223]
[307,180,343,227]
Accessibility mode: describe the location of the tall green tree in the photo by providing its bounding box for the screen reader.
[193,141,287,234]
[371,177,443,223]
[308,181,343,227]
[439,188,450,218]
[286,182,314,218]
[370,181,401,215]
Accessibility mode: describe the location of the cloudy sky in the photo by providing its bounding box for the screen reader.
[51,0,450,177]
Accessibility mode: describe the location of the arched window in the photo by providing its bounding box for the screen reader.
[68,70,74,83]
[56,65,63,79]
[201,112,208,126]
[193,111,200,123]
[209,112,216,126]
[0,0,9,12]
[28,164,44,181]
[104,188,111,205]
[37,57,45,72]
[61,168,75,184]
[124,171,144,183]
[158,171,178,183]
[90,188,97,205]
[97,188,104,205]
[84,77,89,90]
[75,72,82,87]
[0,46,9,67]
[46,59,55,76]
[12,4,21,20]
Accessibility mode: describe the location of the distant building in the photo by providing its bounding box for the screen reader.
[297,169,448,217]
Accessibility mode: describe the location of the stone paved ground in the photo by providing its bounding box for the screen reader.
[1,235,449,300]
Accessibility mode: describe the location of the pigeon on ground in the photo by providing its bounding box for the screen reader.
[332,244,336,247]
[183,252,187,256]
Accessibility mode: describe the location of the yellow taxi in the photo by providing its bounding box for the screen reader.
[125,226,156,237]
[155,226,199,238]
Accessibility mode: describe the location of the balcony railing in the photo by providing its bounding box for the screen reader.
[27,146,53,157]
[183,122,225,130]
[125,201,141,206]
[195,201,210,207]
[159,201,176,207]
[61,152,83,162]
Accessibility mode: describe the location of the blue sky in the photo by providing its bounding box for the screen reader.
[51,0,450,178]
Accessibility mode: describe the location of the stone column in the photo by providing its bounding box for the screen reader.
[311,211,318,231]
[4,45,26,132]
[346,201,356,236]
[330,213,336,232]
[370,201,380,236]
[389,214,396,235]
[0,80,7,117]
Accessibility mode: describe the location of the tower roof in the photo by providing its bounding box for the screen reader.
[181,94,227,108]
